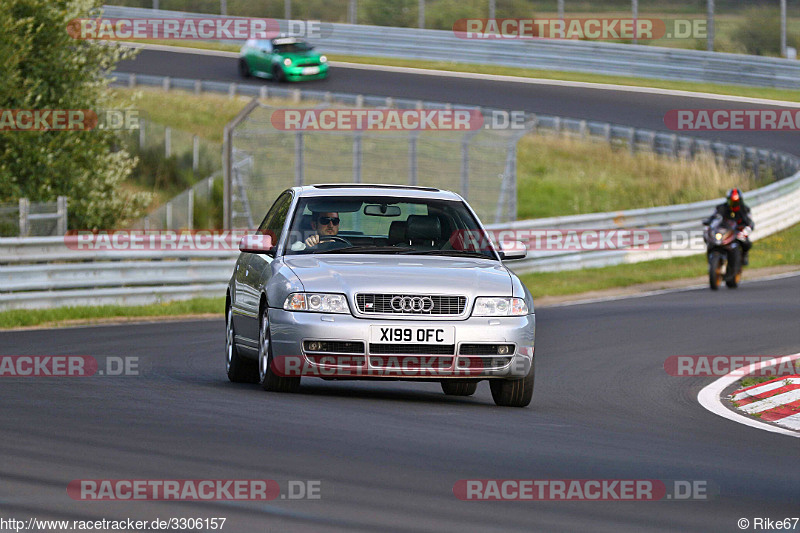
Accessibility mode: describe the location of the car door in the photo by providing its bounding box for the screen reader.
[240,190,293,341]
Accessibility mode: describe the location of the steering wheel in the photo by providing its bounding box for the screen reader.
[317,235,352,247]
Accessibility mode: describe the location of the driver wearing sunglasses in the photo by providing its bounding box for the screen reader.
[304,211,340,248]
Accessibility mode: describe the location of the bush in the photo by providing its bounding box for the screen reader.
[732,7,799,56]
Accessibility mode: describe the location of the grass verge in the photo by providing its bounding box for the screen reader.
[0,298,224,330]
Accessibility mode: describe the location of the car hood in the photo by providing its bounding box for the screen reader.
[283,255,512,299]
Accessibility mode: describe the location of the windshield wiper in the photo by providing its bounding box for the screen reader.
[398,249,495,259]
[314,246,414,254]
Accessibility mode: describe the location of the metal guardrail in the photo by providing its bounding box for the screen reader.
[102,5,800,89]
[2,172,798,310]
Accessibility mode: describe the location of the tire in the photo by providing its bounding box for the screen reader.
[725,248,742,289]
[708,252,723,291]
[238,58,251,78]
[490,360,534,407]
[273,64,286,83]
[226,307,256,383]
[258,306,300,393]
[441,381,478,396]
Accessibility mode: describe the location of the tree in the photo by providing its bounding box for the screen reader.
[0,0,150,229]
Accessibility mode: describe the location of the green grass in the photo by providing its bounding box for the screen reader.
[520,222,800,299]
[0,297,224,330]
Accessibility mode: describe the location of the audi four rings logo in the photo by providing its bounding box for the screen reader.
[391,296,435,312]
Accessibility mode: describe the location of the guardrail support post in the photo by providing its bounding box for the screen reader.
[56,196,68,235]
[259,86,268,100]
[194,80,202,95]
[193,135,200,171]
[19,198,29,237]
[129,73,136,88]
[163,77,170,91]
[629,128,636,155]
[292,89,300,103]
[356,94,364,108]
[228,83,236,99]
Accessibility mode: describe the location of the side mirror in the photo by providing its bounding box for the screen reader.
[239,234,276,256]
[498,241,527,260]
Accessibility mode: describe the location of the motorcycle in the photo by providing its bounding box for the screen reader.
[702,215,746,290]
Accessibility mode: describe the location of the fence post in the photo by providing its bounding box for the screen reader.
[460,130,479,200]
[192,135,200,171]
[139,118,146,150]
[353,131,363,184]
[294,132,304,186]
[408,130,418,186]
[165,127,171,158]
[187,189,194,230]
[166,201,173,230]
[56,196,68,235]
[18,198,29,237]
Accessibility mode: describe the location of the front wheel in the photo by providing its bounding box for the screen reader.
[490,360,534,407]
[258,307,300,393]
[272,64,286,83]
[725,247,742,288]
[238,58,251,78]
[708,252,723,291]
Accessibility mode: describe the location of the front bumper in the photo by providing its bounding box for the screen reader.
[283,63,329,81]
[268,308,535,380]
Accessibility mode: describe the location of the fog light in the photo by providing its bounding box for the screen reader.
[497,345,510,355]
[308,342,322,351]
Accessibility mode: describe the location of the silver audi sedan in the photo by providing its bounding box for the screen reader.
[226,184,536,407]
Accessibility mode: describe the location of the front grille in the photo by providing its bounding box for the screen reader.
[369,355,454,369]
[303,340,365,354]
[356,294,466,315]
[306,354,365,366]
[368,344,455,355]
[296,61,320,67]
[459,344,515,356]
[457,356,513,370]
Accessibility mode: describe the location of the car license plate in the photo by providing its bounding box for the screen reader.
[370,326,454,344]
[302,66,320,75]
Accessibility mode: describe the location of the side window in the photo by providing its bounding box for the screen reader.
[257,192,293,247]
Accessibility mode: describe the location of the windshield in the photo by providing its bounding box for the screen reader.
[283,196,497,259]
[273,42,313,53]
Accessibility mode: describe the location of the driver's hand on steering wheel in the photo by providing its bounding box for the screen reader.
[304,234,321,247]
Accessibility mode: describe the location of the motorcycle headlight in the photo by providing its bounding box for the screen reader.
[283,58,292,66]
[715,233,722,240]
[472,297,528,317]
[284,293,349,314]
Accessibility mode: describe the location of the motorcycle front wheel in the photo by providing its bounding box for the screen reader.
[708,251,723,290]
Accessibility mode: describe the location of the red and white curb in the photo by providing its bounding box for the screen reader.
[731,376,800,429]
[698,353,800,438]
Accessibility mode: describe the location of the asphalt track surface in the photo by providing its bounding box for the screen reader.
[118,49,800,156]
[2,275,799,531]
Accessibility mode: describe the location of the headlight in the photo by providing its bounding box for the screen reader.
[283,293,349,314]
[283,58,292,66]
[472,297,528,316]
[319,55,328,63]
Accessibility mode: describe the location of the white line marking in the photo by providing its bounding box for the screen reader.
[740,389,800,414]
[697,353,800,438]
[732,378,799,401]
[124,42,800,108]
[774,412,800,430]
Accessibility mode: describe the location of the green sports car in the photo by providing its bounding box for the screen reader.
[239,37,329,82]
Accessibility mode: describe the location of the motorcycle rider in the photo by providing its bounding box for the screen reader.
[704,188,754,265]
